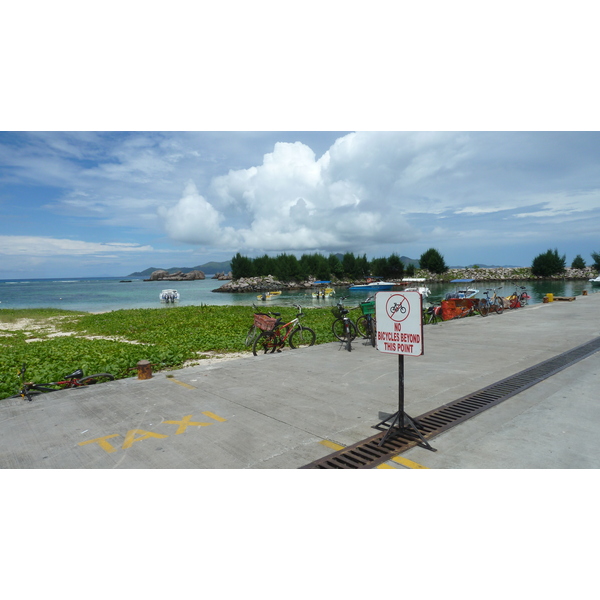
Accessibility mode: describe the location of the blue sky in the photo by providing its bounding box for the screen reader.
[1,131,600,278]
[2,4,599,279]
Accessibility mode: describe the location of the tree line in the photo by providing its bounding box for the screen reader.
[531,249,600,277]
[230,248,449,281]
[231,246,600,281]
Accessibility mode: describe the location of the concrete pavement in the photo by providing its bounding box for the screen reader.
[1,291,599,468]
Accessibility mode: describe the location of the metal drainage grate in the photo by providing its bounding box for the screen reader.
[301,336,600,469]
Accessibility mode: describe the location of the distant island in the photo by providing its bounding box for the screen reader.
[127,260,231,278]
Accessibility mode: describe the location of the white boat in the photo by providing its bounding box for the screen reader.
[444,279,479,300]
[400,278,431,298]
[160,289,180,303]
[349,280,396,291]
[589,275,600,285]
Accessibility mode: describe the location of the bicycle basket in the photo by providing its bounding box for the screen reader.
[360,301,375,315]
[254,314,278,331]
[331,307,344,319]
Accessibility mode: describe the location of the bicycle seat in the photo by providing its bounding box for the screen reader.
[65,369,84,379]
[271,312,281,317]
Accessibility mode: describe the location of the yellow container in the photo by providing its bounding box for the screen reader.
[546,293,554,302]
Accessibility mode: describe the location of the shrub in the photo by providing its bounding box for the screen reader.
[571,254,586,269]
[531,248,566,277]
[591,251,600,272]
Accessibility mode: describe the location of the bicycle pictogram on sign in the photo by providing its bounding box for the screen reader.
[385,294,411,322]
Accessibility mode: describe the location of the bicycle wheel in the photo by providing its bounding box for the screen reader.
[332,318,357,341]
[78,373,115,385]
[369,316,377,347]
[355,315,369,338]
[479,300,489,317]
[8,389,44,401]
[289,326,316,349]
[244,324,259,347]
[519,292,528,306]
[494,298,504,314]
[344,321,352,352]
[252,332,278,356]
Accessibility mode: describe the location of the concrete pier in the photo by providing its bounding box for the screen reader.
[1,291,599,469]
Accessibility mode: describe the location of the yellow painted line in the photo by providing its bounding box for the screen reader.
[166,378,196,389]
[319,440,344,451]
[391,456,429,469]
[202,411,227,422]
[318,439,428,469]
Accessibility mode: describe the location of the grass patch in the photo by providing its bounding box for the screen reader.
[0,304,344,400]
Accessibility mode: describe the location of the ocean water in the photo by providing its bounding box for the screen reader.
[0,276,597,313]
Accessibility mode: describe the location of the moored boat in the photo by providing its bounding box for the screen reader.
[400,278,431,298]
[348,279,396,291]
[589,275,600,285]
[257,291,281,301]
[160,289,180,303]
[444,279,479,300]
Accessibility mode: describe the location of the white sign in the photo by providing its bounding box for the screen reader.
[375,291,424,356]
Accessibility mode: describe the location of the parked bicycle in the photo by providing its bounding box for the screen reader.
[10,364,115,401]
[244,303,274,347]
[252,304,316,356]
[355,296,377,347]
[507,285,529,309]
[331,296,358,352]
[423,303,442,325]
[480,288,504,315]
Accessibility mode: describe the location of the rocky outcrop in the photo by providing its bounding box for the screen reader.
[212,271,232,280]
[212,267,599,293]
[146,269,205,281]
[214,275,315,293]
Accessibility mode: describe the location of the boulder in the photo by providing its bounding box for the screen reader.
[149,269,170,281]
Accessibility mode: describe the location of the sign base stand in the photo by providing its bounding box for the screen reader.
[375,355,437,451]
[376,410,436,450]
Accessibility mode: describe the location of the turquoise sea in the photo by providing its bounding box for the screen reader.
[0,276,598,313]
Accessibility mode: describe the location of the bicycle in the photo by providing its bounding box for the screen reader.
[244,303,275,347]
[454,297,489,318]
[252,304,316,356]
[331,296,358,352]
[10,364,115,401]
[480,288,504,315]
[423,303,442,325]
[355,296,377,347]
[507,285,529,309]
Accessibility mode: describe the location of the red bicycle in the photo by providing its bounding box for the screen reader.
[252,304,316,356]
[9,364,115,401]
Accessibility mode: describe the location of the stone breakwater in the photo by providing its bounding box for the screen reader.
[213,267,598,293]
[419,266,597,282]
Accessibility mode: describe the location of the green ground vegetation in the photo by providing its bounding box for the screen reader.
[0,304,350,400]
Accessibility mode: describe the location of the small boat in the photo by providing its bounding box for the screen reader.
[589,275,600,285]
[349,279,396,291]
[400,278,431,298]
[312,287,335,298]
[444,279,479,300]
[257,291,281,301]
[160,289,180,303]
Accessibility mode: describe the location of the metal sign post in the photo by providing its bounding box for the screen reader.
[374,291,436,451]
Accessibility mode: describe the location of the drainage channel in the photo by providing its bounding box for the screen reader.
[300,336,600,469]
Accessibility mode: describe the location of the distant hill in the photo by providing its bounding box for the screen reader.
[127,260,231,277]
